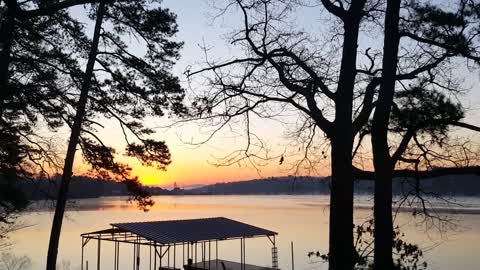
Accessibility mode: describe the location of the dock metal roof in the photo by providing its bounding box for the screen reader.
[82,217,277,245]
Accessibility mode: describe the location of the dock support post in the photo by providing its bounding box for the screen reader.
[81,238,84,270]
[117,242,120,270]
[97,239,101,270]
[215,240,218,268]
[291,242,294,270]
[154,245,157,270]
[240,238,245,270]
[113,241,117,270]
[137,237,140,270]
[243,238,246,270]
[159,246,162,269]
[241,239,243,270]
[174,244,176,269]
[137,240,141,270]
[133,242,136,270]
[202,242,205,267]
[113,241,116,270]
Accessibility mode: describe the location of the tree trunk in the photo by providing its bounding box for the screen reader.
[372,165,394,269]
[371,0,401,269]
[328,7,364,268]
[329,136,355,270]
[45,3,105,270]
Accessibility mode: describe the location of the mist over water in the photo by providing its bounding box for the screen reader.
[8,195,480,270]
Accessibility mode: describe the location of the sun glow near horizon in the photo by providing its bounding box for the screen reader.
[121,153,323,188]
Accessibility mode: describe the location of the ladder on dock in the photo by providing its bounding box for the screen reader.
[272,247,278,269]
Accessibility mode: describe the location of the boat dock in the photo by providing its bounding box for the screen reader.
[80,217,279,270]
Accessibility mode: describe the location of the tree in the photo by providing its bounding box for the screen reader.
[308,219,428,270]
[1,1,183,269]
[0,173,27,226]
[370,1,402,268]
[0,0,113,228]
[1,0,104,88]
[355,85,480,269]
[0,0,93,227]
[187,1,382,269]
[188,1,480,269]
[0,222,27,250]
[46,3,107,270]
[0,253,31,270]
[41,1,184,270]
[369,1,480,268]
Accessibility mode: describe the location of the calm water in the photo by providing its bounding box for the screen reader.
[7,195,480,270]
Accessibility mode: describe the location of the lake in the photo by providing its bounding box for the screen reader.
[7,195,480,270]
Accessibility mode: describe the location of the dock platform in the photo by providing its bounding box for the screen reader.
[185,259,276,270]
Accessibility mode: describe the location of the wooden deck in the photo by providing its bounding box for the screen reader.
[184,259,276,270]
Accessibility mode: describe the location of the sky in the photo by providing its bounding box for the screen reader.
[72,0,310,187]
[68,0,480,188]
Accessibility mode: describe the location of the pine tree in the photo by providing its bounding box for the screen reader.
[1,2,184,268]
[371,1,480,268]
[42,2,184,269]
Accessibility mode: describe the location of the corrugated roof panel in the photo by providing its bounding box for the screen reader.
[82,228,126,235]
[111,217,277,244]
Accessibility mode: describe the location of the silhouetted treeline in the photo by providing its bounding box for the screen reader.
[19,176,173,200]
[190,175,480,196]
[17,174,480,199]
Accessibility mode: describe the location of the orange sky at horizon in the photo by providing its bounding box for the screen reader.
[72,124,332,188]
[73,146,331,188]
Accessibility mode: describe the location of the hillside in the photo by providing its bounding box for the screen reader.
[19,176,172,200]
[190,175,480,196]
